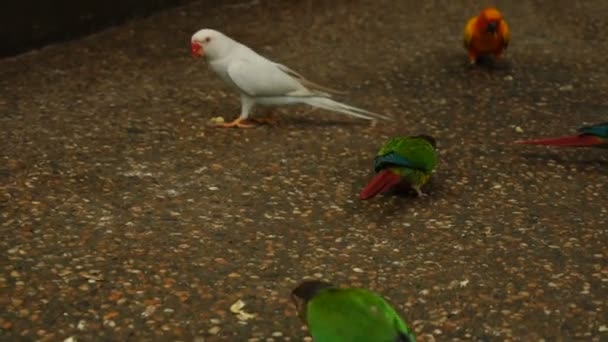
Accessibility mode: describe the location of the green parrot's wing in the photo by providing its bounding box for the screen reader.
[374,152,416,172]
[375,137,437,173]
[579,122,608,138]
[306,288,415,342]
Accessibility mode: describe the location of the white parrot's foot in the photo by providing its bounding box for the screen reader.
[216,118,255,129]
[251,113,281,126]
[415,188,427,197]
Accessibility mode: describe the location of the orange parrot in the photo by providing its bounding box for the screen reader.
[463,8,510,64]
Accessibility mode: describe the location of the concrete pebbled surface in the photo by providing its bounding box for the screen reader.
[1,0,607,340]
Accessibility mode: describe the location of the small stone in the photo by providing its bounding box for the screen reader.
[208,186,219,191]
[142,305,156,317]
[230,300,246,314]
[237,311,256,321]
[210,116,225,124]
[103,312,119,320]
[208,326,221,335]
[515,126,524,133]
[559,84,574,91]
[352,268,364,273]
[503,75,513,81]
[103,319,116,328]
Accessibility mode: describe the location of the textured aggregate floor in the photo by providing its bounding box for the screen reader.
[1,0,607,341]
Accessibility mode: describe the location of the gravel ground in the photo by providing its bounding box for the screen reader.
[1,0,607,341]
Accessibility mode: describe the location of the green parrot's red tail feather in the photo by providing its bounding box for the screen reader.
[514,135,604,147]
[359,170,402,200]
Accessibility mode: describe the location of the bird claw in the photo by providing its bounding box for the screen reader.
[215,118,255,129]
[415,188,427,197]
[250,113,281,126]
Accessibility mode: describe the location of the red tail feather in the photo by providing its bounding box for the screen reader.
[359,170,402,200]
[515,135,603,147]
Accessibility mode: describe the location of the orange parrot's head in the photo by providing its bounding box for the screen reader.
[476,7,504,35]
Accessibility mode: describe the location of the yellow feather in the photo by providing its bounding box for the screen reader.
[463,16,477,49]
[500,20,510,48]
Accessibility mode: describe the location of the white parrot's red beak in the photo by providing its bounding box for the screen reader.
[191,42,203,57]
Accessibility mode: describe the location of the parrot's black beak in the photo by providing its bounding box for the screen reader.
[486,22,498,34]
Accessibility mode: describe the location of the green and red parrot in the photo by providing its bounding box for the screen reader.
[359,135,438,200]
[515,122,608,148]
[291,280,415,342]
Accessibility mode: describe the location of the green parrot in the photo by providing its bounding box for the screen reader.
[515,122,608,148]
[291,280,416,342]
[359,135,438,200]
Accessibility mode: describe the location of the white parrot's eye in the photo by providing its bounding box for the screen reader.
[205,37,211,43]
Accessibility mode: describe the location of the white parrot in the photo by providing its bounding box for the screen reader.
[190,29,392,128]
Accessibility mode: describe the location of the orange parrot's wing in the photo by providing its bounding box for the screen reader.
[500,19,510,49]
[463,16,477,49]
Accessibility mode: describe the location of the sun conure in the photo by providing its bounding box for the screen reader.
[291,280,416,342]
[463,7,510,64]
[359,135,437,200]
[515,122,608,148]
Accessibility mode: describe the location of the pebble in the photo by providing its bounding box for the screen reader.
[1,1,606,341]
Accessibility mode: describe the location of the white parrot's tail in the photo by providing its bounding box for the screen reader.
[302,97,393,122]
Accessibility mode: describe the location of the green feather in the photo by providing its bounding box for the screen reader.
[578,122,608,138]
[376,136,437,172]
[305,287,415,342]
[579,122,608,148]
[373,136,437,192]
